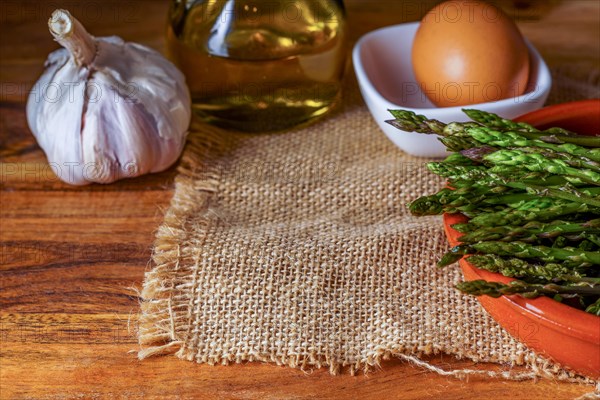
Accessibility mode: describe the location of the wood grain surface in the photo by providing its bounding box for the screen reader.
[1,1,598,399]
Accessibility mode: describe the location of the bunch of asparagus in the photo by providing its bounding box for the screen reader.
[386,109,600,315]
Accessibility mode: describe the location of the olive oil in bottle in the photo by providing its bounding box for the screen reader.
[166,0,347,132]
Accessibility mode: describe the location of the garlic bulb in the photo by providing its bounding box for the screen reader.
[27,9,191,185]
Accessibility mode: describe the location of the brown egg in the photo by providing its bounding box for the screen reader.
[412,0,530,107]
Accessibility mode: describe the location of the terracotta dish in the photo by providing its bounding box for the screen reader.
[443,99,600,379]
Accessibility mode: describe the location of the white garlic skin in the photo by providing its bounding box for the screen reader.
[27,10,191,185]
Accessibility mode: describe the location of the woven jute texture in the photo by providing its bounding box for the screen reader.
[138,65,599,385]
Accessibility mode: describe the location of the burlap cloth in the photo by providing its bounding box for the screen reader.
[138,64,599,387]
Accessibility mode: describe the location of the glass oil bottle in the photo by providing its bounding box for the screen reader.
[166,0,347,132]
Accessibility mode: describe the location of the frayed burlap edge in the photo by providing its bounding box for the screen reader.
[137,125,598,394]
[138,126,223,359]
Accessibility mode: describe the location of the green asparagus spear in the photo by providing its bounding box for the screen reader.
[463,109,600,147]
[386,110,447,135]
[440,242,600,267]
[483,150,600,185]
[467,201,599,227]
[428,163,586,188]
[465,254,590,280]
[461,109,542,133]
[450,173,587,190]
[458,219,600,243]
[387,109,600,150]
[466,127,600,163]
[408,186,521,216]
[440,136,481,152]
[462,145,600,175]
[516,147,600,173]
[456,279,600,299]
[427,163,600,207]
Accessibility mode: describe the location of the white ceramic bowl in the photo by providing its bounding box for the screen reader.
[353,22,552,158]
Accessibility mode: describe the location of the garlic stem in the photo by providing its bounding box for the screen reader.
[48,9,96,67]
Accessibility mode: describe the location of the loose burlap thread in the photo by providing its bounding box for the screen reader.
[138,65,599,387]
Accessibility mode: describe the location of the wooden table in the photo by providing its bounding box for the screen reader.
[1,1,598,398]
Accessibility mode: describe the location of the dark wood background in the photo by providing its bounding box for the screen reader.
[1,1,598,398]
